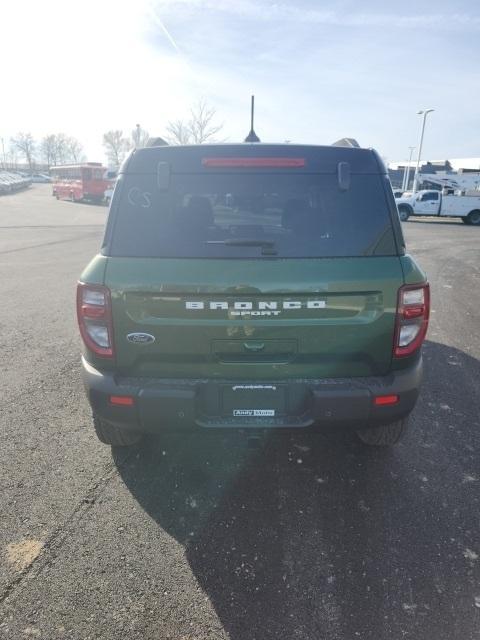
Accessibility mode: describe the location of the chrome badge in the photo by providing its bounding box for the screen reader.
[127,333,155,344]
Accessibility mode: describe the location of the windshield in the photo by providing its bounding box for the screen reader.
[108,172,396,258]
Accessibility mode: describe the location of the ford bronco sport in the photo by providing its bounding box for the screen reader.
[77,143,429,447]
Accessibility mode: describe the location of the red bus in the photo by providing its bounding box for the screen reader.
[51,163,111,203]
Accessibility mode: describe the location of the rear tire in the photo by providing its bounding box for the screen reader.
[398,206,411,222]
[92,413,142,446]
[356,418,409,446]
[467,210,480,226]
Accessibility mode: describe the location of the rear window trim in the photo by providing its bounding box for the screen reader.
[100,252,401,261]
[118,170,386,177]
[103,170,399,259]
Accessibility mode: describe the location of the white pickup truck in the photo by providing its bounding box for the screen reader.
[396,190,480,225]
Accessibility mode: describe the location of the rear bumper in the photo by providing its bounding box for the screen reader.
[82,355,423,433]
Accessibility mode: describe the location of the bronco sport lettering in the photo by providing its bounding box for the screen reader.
[185,300,326,314]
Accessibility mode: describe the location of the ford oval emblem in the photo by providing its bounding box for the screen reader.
[127,332,155,344]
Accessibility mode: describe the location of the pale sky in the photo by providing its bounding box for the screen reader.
[1,0,479,166]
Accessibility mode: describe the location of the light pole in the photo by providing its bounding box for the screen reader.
[135,123,141,148]
[402,146,415,191]
[412,109,434,194]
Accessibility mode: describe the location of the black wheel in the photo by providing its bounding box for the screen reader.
[92,413,142,446]
[356,418,409,446]
[467,210,480,226]
[398,206,410,222]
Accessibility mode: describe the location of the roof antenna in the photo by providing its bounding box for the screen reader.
[244,95,260,143]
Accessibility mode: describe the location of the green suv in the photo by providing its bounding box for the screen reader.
[77,143,429,447]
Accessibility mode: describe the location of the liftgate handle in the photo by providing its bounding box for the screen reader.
[243,341,265,352]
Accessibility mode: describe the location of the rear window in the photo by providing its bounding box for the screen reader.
[107,172,397,258]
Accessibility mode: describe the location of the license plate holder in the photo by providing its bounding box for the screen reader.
[222,384,286,417]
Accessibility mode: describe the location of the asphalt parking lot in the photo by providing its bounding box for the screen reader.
[0,184,479,640]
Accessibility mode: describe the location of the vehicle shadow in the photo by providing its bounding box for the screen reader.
[406,217,465,225]
[113,340,480,640]
[65,200,107,208]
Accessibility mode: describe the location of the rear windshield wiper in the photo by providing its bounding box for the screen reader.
[206,239,277,255]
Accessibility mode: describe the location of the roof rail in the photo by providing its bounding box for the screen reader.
[146,137,169,147]
[332,138,360,148]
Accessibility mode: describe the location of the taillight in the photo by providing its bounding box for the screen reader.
[394,283,430,357]
[77,283,114,358]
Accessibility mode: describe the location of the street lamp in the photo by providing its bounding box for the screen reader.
[402,146,415,191]
[412,109,434,194]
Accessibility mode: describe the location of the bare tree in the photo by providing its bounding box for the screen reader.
[165,100,223,145]
[165,120,193,145]
[55,134,69,165]
[188,100,223,144]
[131,125,150,149]
[7,144,18,170]
[11,132,36,170]
[40,135,57,166]
[65,136,85,163]
[103,130,131,168]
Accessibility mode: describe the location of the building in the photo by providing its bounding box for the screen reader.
[388,158,480,189]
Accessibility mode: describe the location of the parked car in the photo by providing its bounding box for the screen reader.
[0,175,11,194]
[29,173,52,183]
[77,143,429,448]
[0,171,31,194]
[103,169,117,205]
[103,186,114,205]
